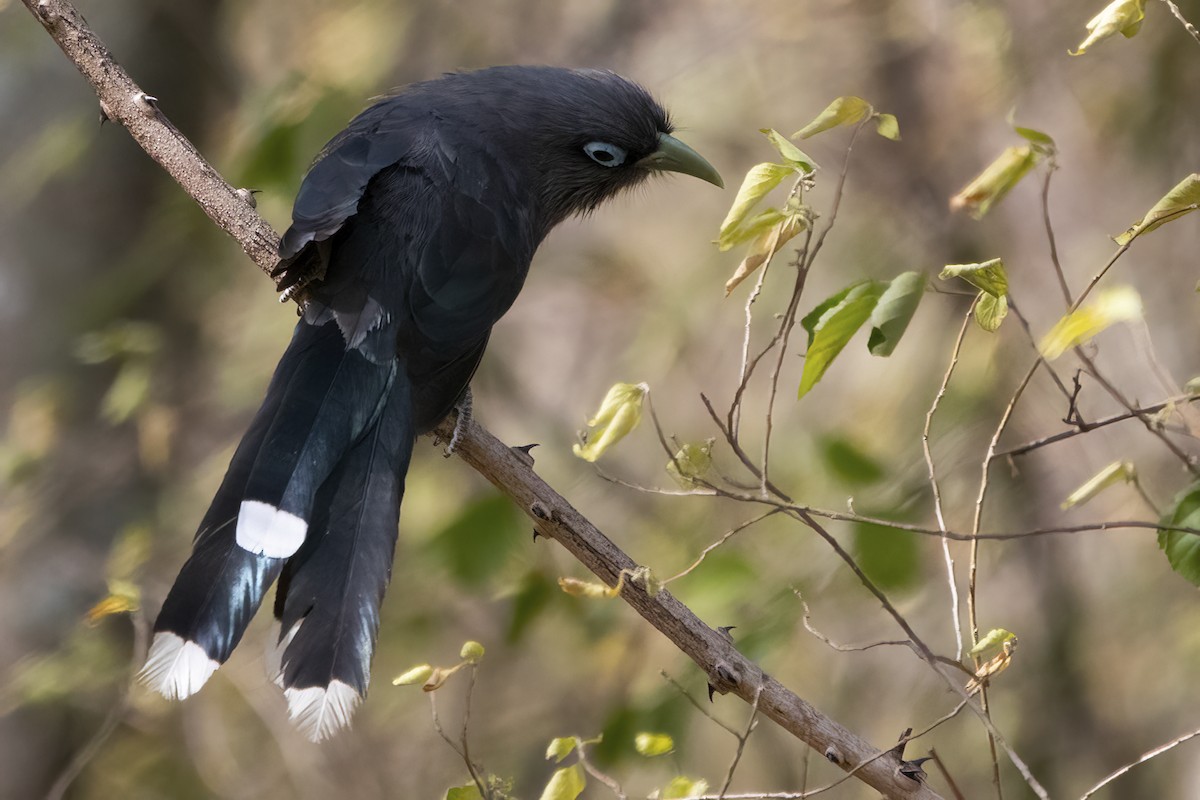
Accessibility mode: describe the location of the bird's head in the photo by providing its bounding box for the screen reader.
[441,66,723,228]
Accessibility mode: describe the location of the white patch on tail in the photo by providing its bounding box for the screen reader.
[263,620,303,687]
[140,632,220,700]
[236,500,306,558]
[285,681,361,742]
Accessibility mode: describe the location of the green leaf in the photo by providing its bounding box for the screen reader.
[1061,461,1136,510]
[1040,286,1143,359]
[1071,0,1147,55]
[798,281,886,398]
[793,96,873,139]
[666,440,715,489]
[969,629,1017,659]
[820,436,885,486]
[546,737,579,763]
[974,292,1009,332]
[445,784,483,800]
[1114,174,1200,245]
[635,732,675,757]
[459,641,485,663]
[853,521,920,590]
[717,164,796,249]
[874,113,900,141]
[662,776,710,799]
[718,206,786,252]
[538,765,585,800]
[759,129,817,172]
[950,146,1039,219]
[427,493,524,586]
[939,258,1008,297]
[867,271,925,356]
[1158,481,1200,586]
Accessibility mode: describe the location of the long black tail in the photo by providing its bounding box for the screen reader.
[141,319,396,704]
[268,375,414,741]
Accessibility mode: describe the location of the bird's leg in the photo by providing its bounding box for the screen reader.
[444,387,473,457]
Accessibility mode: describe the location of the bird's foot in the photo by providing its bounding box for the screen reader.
[444,388,473,457]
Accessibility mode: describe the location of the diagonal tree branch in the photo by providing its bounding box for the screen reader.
[21,1,943,797]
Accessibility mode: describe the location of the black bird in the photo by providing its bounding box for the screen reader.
[140,65,722,741]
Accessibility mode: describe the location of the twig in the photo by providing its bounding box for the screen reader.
[1039,159,1073,306]
[660,670,743,737]
[718,686,763,799]
[999,395,1200,457]
[21,0,281,282]
[924,308,972,660]
[927,748,967,800]
[664,511,780,584]
[1079,725,1200,799]
[1159,0,1200,47]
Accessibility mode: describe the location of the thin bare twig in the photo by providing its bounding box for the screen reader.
[1159,0,1200,47]
[1079,725,1200,799]
[924,308,972,660]
[999,394,1200,457]
[718,686,763,799]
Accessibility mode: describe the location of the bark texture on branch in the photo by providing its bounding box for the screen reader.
[21,1,944,797]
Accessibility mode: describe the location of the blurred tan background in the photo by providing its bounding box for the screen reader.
[2,0,1199,797]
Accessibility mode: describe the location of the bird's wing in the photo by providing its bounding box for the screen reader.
[276,99,426,279]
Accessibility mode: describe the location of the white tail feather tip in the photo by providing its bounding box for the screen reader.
[236,500,307,558]
[140,632,220,701]
[285,681,361,742]
[264,620,303,688]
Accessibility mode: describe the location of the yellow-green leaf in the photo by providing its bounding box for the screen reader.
[798,281,886,398]
[759,128,816,171]
[793,96,872,139]
[392,664,434,686]
[1071,0,1147,55]
[538,765,585,800]
[661,776,709,799]
[1114,174,1200,245]
[459,640,485,663]
[874,113,900,141]
[445,785,483,800]
[969,628,1017,659]
[572,382,647,462]
[974,292,1009,332]
[558,577,618,599]
[423,664,464,692]
[867,271,925,356]
[950,146,1038,219]
[717,164,795,249]
[1039,286,1143,359]
[1062,461,1136,510]
[723,213,807,295]
[635,732,675,757]
[718,206,785,252]
[939,258,1008,297]
[546,737,579,763]
[666,440,715,489]
[101,361,152,425]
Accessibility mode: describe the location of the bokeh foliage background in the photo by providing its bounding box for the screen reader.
[2,0,1199,797]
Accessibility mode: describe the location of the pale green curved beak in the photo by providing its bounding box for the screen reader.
[637,133,724,189]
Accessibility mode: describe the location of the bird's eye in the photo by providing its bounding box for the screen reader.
[583,141,627,168]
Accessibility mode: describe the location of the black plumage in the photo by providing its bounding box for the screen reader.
[142,65,721,741]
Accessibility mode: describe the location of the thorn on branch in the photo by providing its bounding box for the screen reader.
[35,0,57,23]
[512,442,538,467]
[824,744,843,765]
[898,757,933,784]
[235,187,260,209]
[98,100,112,125]
[132,92,158,113]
